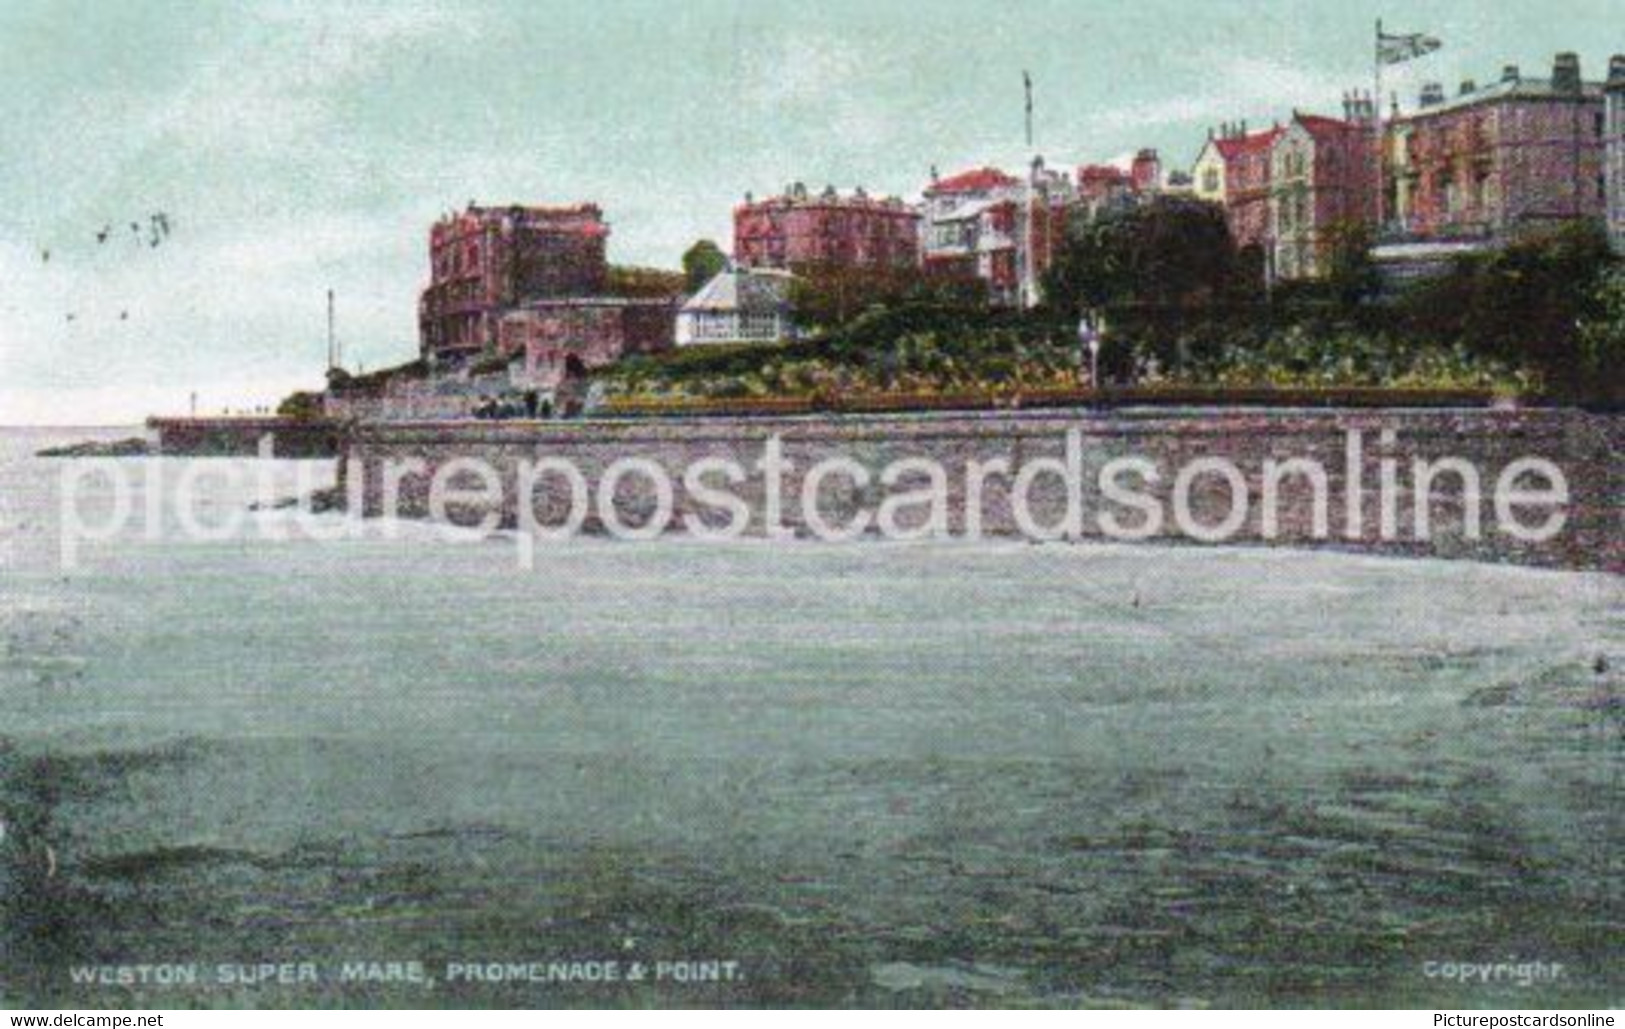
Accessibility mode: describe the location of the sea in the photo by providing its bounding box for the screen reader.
[0,426,1619,1008]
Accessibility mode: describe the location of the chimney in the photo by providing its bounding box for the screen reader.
[1460,79,1477,96]
[1609,55,1625,90]
[1131,148,1162,192]
[1502,64,1520,84]
[1420,83,1445,107]
[1553,52,1582,94]
[930,165,939,183]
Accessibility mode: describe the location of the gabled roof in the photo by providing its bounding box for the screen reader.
[1077,164,1131,183]
[682,266,793,314]
[1293,113,1360,140]
[927,167,1019,194]
[1212,127,1283,161]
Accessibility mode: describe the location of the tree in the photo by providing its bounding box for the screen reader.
[1041,197,1241,377]
[1578,264,1625,406]
[1042,196,1239,320]
[1399,221,1617,400]
[277,390,325,420]
[607,265,685,298]
[787,262,989,335]
[1325,219,1379,307]
[681,239,728,292]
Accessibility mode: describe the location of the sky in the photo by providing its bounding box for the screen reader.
[1,0,1619,425]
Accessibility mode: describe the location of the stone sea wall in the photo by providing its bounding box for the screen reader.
[149,417,342,458]
[342,408,1623,572]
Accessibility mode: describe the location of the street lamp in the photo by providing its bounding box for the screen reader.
[1077,313,1102,390]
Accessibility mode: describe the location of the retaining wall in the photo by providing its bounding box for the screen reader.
[343,408,1623,571]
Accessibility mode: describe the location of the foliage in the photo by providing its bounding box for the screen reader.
[276,390,326,420]
[1042,195,1240,320]
[680,239,728,293]
[1394,222,1617,400]
[1175,325,1531,393]
[606,265,685,298]
[1324,219,1379,307]
[325,359,426,395]
[596,213,1615,407]
[601,295,1078,403]
[789,262,986,333]
[1577,264,1625,406]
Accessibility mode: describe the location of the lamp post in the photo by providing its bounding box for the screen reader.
[1078,313,1102,391]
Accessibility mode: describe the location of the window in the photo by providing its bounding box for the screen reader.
[1202,168,1221,193]
[1597,112,1606,138]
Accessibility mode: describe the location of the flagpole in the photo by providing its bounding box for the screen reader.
[1374,19,1385,234]
[1023,71,1036,308]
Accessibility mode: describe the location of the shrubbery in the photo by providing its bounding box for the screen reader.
[598,214,1619,407]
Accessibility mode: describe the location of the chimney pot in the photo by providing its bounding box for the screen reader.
[1553,52,1582,93]
[1460,79,1476,96]
[1502,64,1520,83]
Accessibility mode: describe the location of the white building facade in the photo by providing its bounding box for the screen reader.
[675,266,796,346]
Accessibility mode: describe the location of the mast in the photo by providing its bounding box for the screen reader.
[1022,71,1038,309]
[1373,19,1386,233]
[326,288,336,371]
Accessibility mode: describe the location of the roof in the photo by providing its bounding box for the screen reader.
[1398,77,1604,119]
[926,167,1019,194]
[1077,164,1130,183]
[1211,127,1283,161]
[1293,113,1360,140]
[935,197,1011,223]
[681,266,793,314]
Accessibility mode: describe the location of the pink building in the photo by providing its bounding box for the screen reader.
[1271,106,1378,280]
[1192,124,1283,254]
[1130,149,1163,192]
[1075,164,1135,219]
[917,163,1072,306]
[733,184,920,272]
[1386,54,1608,244]
[918,167,1022,301]
[1610,56,1625,252]
[499,298,677,390]
[418,203,608,364]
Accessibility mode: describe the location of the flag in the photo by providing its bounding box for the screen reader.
[1378,29,1441,65]
[1023,71,1034,147]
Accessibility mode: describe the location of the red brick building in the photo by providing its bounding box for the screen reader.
[1385,54,1608,245]
[917,163,1072,306]
[1130,149,1164,193]
[733,184,920,272]
[1076,164,1131,200]
[418,203,609,364]
[918,167,1022,299]
[499,298,677,390]
[1192,123,1283,253]
[1271,106,1377,280]
[1610,55,1625,252]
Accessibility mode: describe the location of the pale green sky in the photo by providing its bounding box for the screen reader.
[1,0,1619,423]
